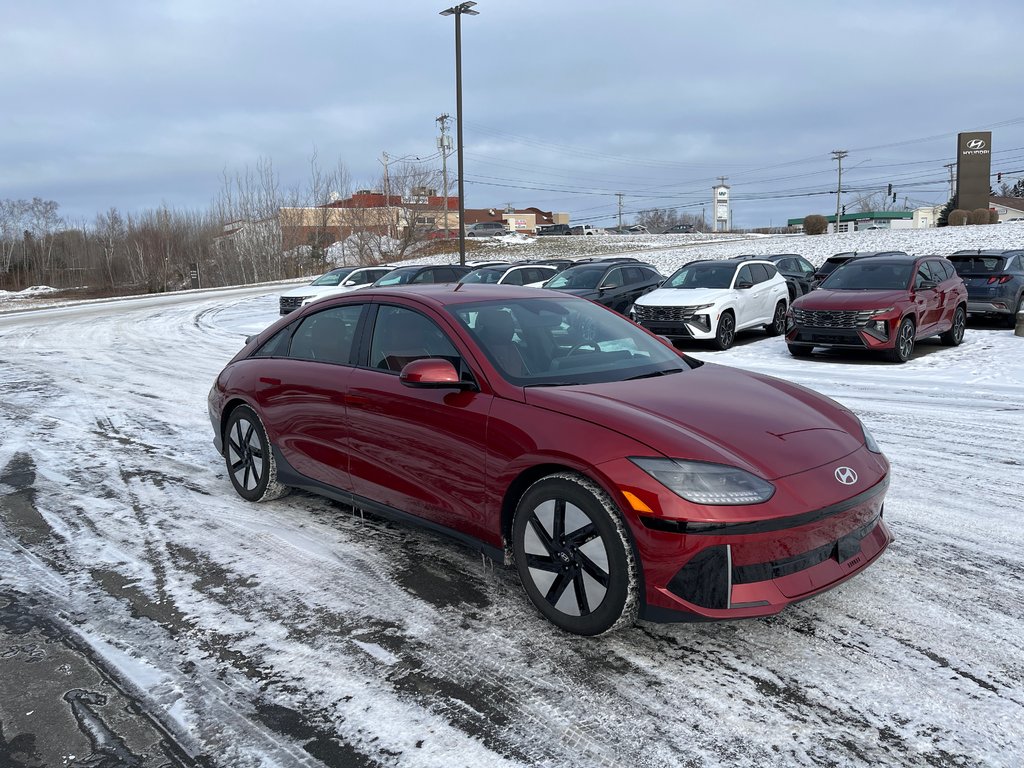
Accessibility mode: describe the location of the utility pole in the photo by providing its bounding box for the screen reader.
[436,114,453,238]
[380,151,393,240]
[944,162,956,200]
[832,150,848,233]
[616,193,624,230]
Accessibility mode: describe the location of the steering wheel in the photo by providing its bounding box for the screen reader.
[566,341,600,356]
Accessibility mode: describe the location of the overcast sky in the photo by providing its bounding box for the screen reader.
[3,1,1023,229]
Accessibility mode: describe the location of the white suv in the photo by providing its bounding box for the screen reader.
[629,259,789,350]
[279,266,394,314]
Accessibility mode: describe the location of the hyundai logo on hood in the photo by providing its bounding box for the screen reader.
[834,466,859,485]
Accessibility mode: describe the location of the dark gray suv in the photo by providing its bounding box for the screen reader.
[948,250,1024,326]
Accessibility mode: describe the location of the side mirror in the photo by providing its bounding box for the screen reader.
[598,283,617,292]
[736,280,753,289]
[917,279,938,291]
[400,359,474,390]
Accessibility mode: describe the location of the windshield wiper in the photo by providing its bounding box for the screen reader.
[626,368,684,380]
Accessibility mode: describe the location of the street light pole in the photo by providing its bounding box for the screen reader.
[440,2,479,266]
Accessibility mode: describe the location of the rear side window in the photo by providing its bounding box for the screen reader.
[252,327,292,358]
[289,305,364,364]
[750,264,772,283]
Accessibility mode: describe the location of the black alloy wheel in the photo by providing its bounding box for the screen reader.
[885,317,916,363]
[940,305,966,346]
[224,405,289,502]
[512,473,638,635]
[765,301,787,336]
[713,311,736,350]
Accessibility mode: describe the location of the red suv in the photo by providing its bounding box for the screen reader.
[787,254,967,362]
[210,285,892,634]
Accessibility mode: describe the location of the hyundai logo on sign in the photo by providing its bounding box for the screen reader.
[834,466,859,485]
[967,139,986,150]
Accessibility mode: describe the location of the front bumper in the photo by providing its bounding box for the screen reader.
[634,310,715,340]
[601,448,892,621]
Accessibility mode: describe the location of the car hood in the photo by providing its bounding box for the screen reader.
[635,287,730,307]
[794,289,905,310]
[281,284,347,299]
[524,364,862,480]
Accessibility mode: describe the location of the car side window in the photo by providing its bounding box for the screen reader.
[750,264,772,283]
[795,258,814,275]
[289,304,364,364]
[603,268,625,288]
[503,269,525,285]
[251,327,293,358]
[369,305,460,373]
[934,260,954,281]
[736,265,754,286]
[914,266,932,289]
[411,269,433,284]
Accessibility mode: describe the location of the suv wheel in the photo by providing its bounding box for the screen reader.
[884,317,915,363]
[765,301,787,336]
[940,305,966,346]
[713,311,736,350]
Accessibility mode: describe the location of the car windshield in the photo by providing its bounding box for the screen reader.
[545,266,607,290]
[949,256,1006,274]
[820,261,913,290]
[449,297,689,386]
[310,267,356,286]
[663,262,735,289]
[461,268,504,284]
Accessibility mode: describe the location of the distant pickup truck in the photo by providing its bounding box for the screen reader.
[568,224,603,235]
[536,223,571,236]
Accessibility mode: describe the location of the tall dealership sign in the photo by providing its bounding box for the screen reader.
[712,185,731,232]
[956,131,992,212]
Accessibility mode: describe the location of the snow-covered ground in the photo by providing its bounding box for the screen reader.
[1,228,1023,767]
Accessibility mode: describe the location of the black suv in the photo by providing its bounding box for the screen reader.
[543,259,663,313]
[371,264,472,287]
[948,250,1024,326]
[733,253,817,301]
[536,223,571,236]
[812,251,908,288]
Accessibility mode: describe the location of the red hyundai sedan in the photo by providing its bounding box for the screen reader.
[209,284,892,635]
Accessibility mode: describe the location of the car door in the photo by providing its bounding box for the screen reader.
[345,303,492,539]
[912,262,943,335]
[930,259,961,330]
[253,303,366,491]
[733,264,759,327]
[596,267,629,310]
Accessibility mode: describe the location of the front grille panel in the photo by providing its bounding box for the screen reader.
[633,305,698,322]
[791,308,875,328]
[280,296,304,314]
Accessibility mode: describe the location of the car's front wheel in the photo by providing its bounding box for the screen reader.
[713,311,736,350]
[765,301,787,336]
[224,405,289,502]
[511,473,638,635]
[884,317,916,363]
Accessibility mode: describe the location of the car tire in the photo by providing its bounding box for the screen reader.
[787,344,813,357]
[884,317,915,363]
[713,311,736,350]
[765,301,787,336]
[224,405,289,502]
[511,472,639,636]
[940,305,966,346]
[1007,295,1023,328]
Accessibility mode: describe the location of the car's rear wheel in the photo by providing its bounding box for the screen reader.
[765,301,787,336]
[713,311,736,350]
[885,317,915,363]
[224,405,289,502]
[940,305,966,346]
[788,343,813,357]
[1007,295,1023,328]
[511,473,638,635]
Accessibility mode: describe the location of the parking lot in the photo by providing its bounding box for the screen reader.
[1,259,1023,766]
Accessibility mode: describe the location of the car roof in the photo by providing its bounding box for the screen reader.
[949,249,1024,257]
[827,250,907,261]
[344,282,581,308]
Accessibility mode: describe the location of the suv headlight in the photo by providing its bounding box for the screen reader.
[630,457,775,505]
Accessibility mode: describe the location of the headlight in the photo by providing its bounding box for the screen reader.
[630,457,775,505]
[686,303,715,311]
